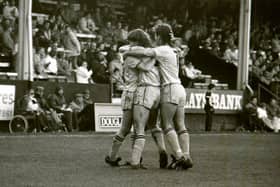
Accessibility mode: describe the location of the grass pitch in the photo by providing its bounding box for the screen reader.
[0,133,279,187]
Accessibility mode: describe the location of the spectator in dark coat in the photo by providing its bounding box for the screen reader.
[244,96,259,132]
[35,86,66,132]
[91,51,110,84]
[48,86,73,132]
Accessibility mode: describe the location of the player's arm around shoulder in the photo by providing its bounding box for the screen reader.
[136,57,156,72]
[124,47,156,58]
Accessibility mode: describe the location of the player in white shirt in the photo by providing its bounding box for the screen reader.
[126,29,167,169]
[124,24,193,170]
[106,29,166,168]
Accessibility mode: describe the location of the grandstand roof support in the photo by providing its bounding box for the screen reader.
[237,0,251,90]
[18,0,33,81]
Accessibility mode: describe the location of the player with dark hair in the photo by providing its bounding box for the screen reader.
[124,24,193,170]
[105,29,167,168]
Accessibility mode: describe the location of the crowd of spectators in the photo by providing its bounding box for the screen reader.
[181,15,280,91]
[243,96,280,133]
[20,85,93,133]
[0,0,279,97]
[32,2,131,85]
[31,1,209,89]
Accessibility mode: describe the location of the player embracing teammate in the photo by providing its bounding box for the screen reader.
[105,29,168,169]
[106,24,193,170]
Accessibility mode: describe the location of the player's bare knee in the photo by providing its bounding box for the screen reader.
[163,127,174,135]
[177,129,189,135]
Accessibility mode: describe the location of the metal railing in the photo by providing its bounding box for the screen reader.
[257,83,280,102]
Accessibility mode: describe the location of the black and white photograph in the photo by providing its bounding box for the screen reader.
[0,0,279,186]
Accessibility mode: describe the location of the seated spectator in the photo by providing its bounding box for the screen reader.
[42,50,58,75]
[223,43,238,66]
[256,103,269,132]
[83,89,93,106]
[57,52,71,77]
[33,47,47,76]
[63,25,81,69]
[76,61,93,84]
[21,88,49,132]
[266,99,280,133]
[34,86,66,132]
[48,86,73,132]
[69,93,85,131]
[114,22,128,42]
[181,61,204,88]
[77,11,98,34]
[35,21,52,48]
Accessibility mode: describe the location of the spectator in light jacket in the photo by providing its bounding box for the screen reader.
[76,61,93,84]
[63,25,81,69]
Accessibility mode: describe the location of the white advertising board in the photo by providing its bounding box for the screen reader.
[0,85,15,120]
[94,103,123,132]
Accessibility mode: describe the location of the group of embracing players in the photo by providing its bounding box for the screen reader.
[105,23,193,170]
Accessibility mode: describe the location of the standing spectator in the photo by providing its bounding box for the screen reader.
[2,21,16,71]
[114,22,127,42]
[75,61,93,84]
[93,7,103,27]
[61,3,78,25]
[2,0,18,23]
[2,22,15,55]
[91,51,110,84]
[48,86,73,132]
[101,21,114,44]
[57,52,71,77]
[204,83,215,131]
[244,96,259,132]
[63,25,81,69]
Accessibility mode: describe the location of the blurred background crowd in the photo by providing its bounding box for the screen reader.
[0,0,279,90]
[0,0,279,133]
